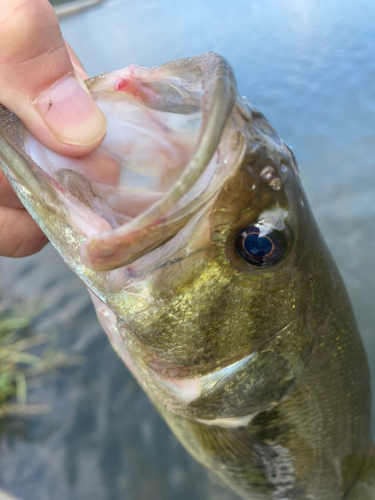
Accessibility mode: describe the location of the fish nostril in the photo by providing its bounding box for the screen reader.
[260,165,282,191]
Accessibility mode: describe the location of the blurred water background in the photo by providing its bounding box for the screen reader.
[0,0,375,498]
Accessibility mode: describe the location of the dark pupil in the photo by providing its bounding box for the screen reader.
[243,232,273,258]
[235,224,289,267]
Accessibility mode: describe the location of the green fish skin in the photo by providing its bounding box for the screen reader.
[0,52,373,499]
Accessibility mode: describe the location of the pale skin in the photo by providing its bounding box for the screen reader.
[0,0,107,257]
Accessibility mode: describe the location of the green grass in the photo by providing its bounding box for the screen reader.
[0,299,82,417]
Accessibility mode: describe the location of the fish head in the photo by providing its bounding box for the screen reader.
[114,99,325,424]
[0,53,331,424]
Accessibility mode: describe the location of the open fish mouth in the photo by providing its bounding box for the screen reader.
[0,52,245,273]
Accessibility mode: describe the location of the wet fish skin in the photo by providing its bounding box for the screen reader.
[0,53,373,499]
[121,101,372,498]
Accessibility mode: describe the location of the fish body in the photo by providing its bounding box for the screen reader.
[0,53,373,499]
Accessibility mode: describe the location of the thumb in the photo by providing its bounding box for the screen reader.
[0,0,107,157]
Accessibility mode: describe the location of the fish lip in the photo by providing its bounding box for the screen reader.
[79,52,239,271]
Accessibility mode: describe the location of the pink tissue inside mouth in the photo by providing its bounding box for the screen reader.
[114,77,157,104]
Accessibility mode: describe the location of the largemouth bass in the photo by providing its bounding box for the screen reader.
[0,52,373,499]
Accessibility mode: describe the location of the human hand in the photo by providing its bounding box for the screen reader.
[0,0,107,257]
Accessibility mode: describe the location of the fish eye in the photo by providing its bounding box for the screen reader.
[235,225,289,267]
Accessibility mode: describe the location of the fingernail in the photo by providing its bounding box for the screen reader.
[35,75,107,146]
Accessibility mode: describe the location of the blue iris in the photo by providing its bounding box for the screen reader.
[235,224,289,267]
[243,232,273,258]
